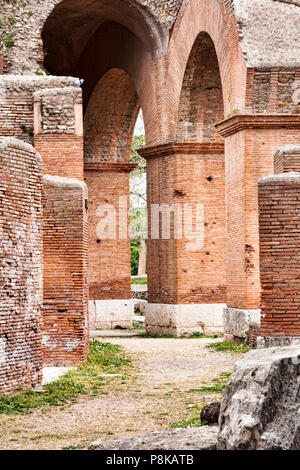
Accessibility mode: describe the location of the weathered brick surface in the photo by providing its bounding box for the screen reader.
[274,145,300,174]
[259,173,300,337]
[0,76,80,146]
[34,87,84,180]
[42,176,89,366]
[217,115,300,309]
[0,138,43,395]
[141,143,226,305]
[84,164,136,301]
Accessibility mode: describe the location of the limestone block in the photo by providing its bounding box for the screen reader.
[89,300,134,330]
[89,426,218,450]
[218,345,300,450]
[224,308,261,342]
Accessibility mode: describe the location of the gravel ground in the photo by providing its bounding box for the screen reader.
[0,337,241,450]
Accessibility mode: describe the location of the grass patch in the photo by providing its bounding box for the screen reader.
[131,280,148,285]
[131,321,145,330]
[138,331,215,339]
[197,372,231,394]
[0,341,131,415]
[206,341,250,354]
[171,405,207,429]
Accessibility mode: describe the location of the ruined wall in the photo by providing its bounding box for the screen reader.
[0,76,80,146]
[34,86,84,179]
[258,146,300,339]
[0,137,43,395]
[42,175,89,366]
[1,0,300,76]
[0,0,183,75]
[246,68,300,114]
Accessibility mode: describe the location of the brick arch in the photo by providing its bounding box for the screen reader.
[176,31,224,143]
[163,0,247,142]
[41,0,169,76]
[84,68,139,164]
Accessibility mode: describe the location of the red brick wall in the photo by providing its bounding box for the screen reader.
[35,135,84,180]
[42,176,89,366]
[274,145,300,174]
[259,173,300,337]
[84,164,135,300]
[177,32,224,142]
[0,138,43,395]
[141,143,226,305]
[34,87,84,180]
[0,77,79,146]
[217,116,300,310]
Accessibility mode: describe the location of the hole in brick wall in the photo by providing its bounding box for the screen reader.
[207,176,213,182]
[174,189,185,197]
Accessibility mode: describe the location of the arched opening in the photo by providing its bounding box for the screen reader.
[83,68,141,329]
[177,32,224,142]
[142,30,227,336]
[42,0,167,77]
[41,1,159,330]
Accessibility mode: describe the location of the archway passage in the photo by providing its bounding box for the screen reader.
[40,0,163,331]
[177,32,224,142]
[84,68,139,330]
[142,31,227,336]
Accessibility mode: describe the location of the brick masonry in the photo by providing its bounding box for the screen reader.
[258,146,300,338]
[0,138,43,395]
[42,176,89,366]
[34,87,84,180]
[85,164,135,301]
[140,143,226,306]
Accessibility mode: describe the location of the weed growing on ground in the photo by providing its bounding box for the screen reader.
[206,341,250,354]
[0,341,131,415]
[170,404,208,429]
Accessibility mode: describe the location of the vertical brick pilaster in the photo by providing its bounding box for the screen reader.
[216,115,300,310]
[42,176,89,366]
[0,138,43,394]
[34,86,84,180]
[259,170,300,338]
[84,163,136,301]
[140,142,226,305]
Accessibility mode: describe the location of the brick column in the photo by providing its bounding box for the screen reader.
[257,145,300,348]
[0,138,43,394]
[34,87,84,179]
[33,86,89,365]
[85,162,137,330]
[139,142,226,336]
[216,115,300,342]
[42,176,89,366]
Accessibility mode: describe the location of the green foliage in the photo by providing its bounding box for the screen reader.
[3,33,14,48]
[131,279,147,285]
[206,341,250,354]
[196,372,231,393]
[0,341,131,415]
[171,405,207,429]
[131,239,140,275]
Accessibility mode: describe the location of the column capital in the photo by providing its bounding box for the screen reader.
[84,162,138,173]
[138,141,224,159]
[216,114,300,138]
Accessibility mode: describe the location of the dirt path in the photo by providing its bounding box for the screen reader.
[0,337,241,450]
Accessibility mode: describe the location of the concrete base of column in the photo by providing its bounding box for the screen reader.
[223,308,261,343]
[145,303,226,336]
[257,336,300,349]
[89,300,134,330]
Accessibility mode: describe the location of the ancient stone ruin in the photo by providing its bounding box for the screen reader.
[0,1,300,439]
